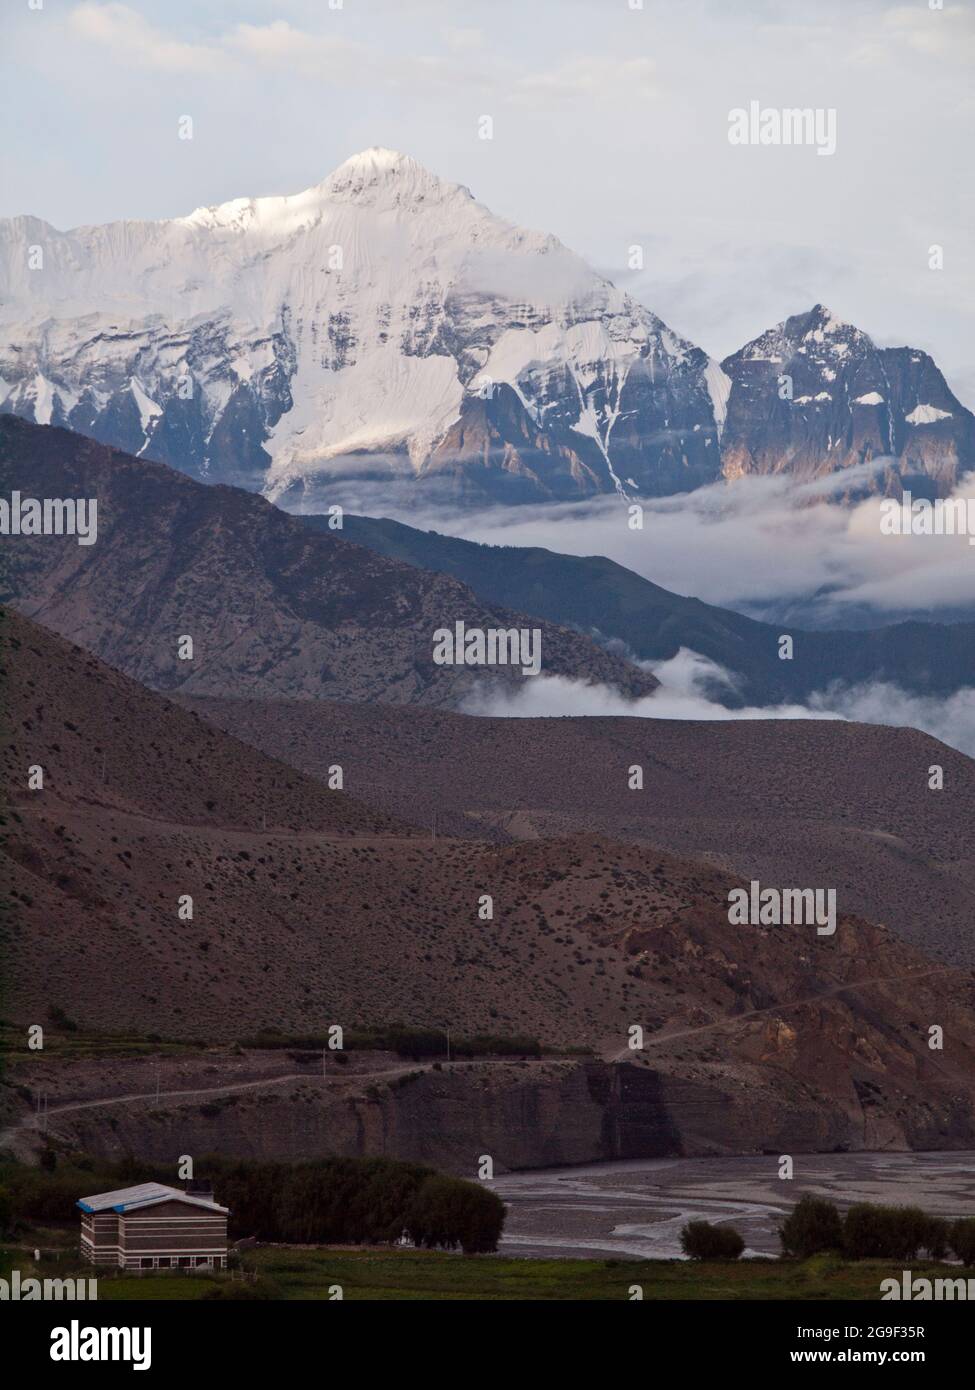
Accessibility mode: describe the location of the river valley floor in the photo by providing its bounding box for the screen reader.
[494,1151,975,1259]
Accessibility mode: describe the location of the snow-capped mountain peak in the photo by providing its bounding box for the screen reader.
[179,149,474,236]
[333,145,418,176]
[0,150,722,503]
[321,146,475,205]
[4,153,965,505]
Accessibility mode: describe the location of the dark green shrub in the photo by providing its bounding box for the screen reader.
[843,1204,891,1259]
[780,1195,843,1258]
[406,1174,505,1254]
[680,1220,744,1260]
[921,1216,950,1260]
[951,1218,975,1267]
[0,1162,115,1224]
[843,1204,930,1260]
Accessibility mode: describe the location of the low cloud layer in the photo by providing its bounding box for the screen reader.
[462,647,975,758]
[329,465,975,625]
[461,469,975,621]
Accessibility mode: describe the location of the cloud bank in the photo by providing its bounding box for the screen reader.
[328,465,975,626]
[462,647,975,759]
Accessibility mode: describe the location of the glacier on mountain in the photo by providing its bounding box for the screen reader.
[0,147,722,503]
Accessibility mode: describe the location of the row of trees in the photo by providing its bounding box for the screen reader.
[680,1197,975,1263]
[210,1156,505,1253]
[0,1154,506,1255]
[781,1196,975,1264]
[239,1026,542,1060]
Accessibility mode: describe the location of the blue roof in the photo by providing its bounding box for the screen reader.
[77,1182,227,1214]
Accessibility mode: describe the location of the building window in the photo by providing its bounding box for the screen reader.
[141,1258,152,1270]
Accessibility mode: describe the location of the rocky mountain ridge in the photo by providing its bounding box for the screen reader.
[720,304,975,496]
[3,150,968,502]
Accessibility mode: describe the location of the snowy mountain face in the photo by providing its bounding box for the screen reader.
[720,305,975,497]
[2,156,969,506]
[0,148,723,505]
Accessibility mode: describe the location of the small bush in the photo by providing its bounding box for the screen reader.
[406,1174,505,1254]
[680,1220,744,1260]
[843,1204,931,1260]
[47,1006,78,1033]
[951,1218,975,1267]
[780,1195,843,1259]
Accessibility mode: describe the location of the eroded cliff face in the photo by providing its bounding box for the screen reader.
[10,1052,974,1175]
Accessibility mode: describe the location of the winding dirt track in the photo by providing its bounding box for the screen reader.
[603,967,953,1062]
[0,1066,422,1151]
[0,1057,552,1151]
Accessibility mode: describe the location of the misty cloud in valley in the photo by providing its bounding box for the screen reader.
[305,463,975,624]
[462,648,975,759]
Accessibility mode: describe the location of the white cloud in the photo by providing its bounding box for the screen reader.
[444,28,485,53]
[68,2,226,73]
[227,20,366,78]
[11,0,974,412]
[806,680,975,757]
[402,469,975,620]
[514,56,657,105]
[462,647,975,757]
[882,4,975,63]
[299,461,975,623]
[67,7,434,87]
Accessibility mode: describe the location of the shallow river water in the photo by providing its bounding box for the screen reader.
[494,1151,975,1259]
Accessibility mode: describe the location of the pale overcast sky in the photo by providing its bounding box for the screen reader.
[2,0,973,398]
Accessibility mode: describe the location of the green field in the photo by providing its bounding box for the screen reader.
[2,1240,963,1301]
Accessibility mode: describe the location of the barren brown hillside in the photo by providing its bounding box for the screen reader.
[4,608,975,1160]
[177,695,975,966]
[0,611,406,837]
[0,416,655,706]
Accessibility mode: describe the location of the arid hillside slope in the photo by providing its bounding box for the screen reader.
[3,609,975,1162]
[178,694,975,965]
[0,416,655,706]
